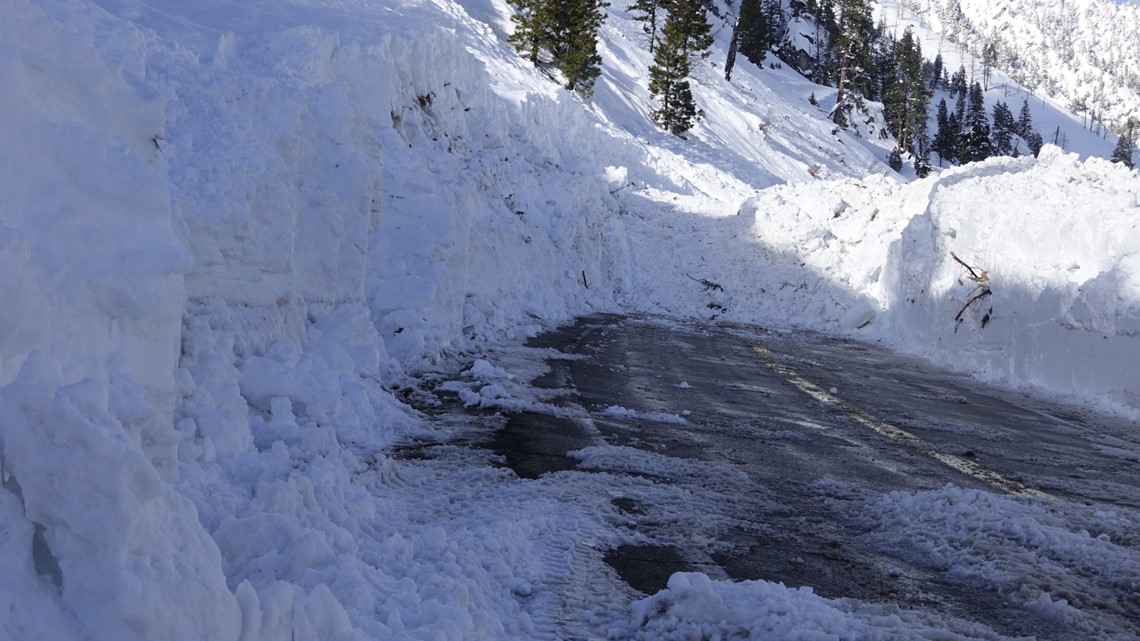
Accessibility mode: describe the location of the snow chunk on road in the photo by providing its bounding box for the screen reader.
[828,482,1140,638]
[600,405,689,425]
[464,359,514,381]
[632,571,1017,641]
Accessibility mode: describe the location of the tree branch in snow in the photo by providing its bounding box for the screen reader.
[951,252,993,329]
[950,251,989,283]
[686,274,723,291]
[955,285,992,324]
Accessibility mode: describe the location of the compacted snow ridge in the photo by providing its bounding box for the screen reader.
[1,0,1138,639]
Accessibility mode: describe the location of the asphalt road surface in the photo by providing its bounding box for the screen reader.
[409,314,1140,640]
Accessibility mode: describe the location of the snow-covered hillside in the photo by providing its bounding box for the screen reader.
[892,0,1140,136]
[1,0,1138,639]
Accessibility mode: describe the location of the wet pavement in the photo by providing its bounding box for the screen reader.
[401,314,1140,640]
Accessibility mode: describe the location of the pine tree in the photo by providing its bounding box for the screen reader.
[1111,118,1137,169]
[932,98,956,165]
[930,53,944,90]
[981,40,998,91]
[1016,98,1033,139]
[509,0,554,64]
[882,28,931,161]
[736,0,768,66]
[1026,130,1044,157]
[990,101,1016,156]
[762,0,785,50]
[949,65,967,99]
[828,0,875,127]
[649,0,713,136]
[810,0,838,84]
[887,148,903,172]
[959,82,993,163]
[508,0,607,95]
[869,21,895,102]
[628,0,665,52]
[549,0,608,94]
[725,0,767,81]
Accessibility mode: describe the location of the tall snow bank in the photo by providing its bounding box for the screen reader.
[0,0,641,637]
[740,147,1140,413]
[0,1,240,639]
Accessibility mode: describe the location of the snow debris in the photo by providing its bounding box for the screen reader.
[600,405,690,425]
[630,571,1018,641]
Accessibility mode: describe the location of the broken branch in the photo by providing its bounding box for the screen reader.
[954,286,992,322]
[686,274,723,292]
[950,251,989,283]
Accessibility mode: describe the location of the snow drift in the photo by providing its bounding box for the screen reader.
[737,147,1140,413]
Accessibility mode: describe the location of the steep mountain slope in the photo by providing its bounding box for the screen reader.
[894,0,1140,134]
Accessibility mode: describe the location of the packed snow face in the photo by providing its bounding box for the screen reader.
[1,0,643,636]
[738,148,1140,413]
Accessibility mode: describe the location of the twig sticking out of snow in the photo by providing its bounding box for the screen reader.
[686,274,723,292]
[955,287,992,323]
[950,251,992,328]
[950,251,989,283]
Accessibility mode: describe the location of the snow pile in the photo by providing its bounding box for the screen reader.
[830,482,1140,637]
[630,571,1014,640]
[0,0,632,636]
[0,2,236,639]
[600,405,690,425]
[723,147,1140,412]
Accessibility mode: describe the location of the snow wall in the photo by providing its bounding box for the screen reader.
[739,148,1140,413]
[1,0,635,638]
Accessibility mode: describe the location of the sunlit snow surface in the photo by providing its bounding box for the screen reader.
[1,0,1139,638]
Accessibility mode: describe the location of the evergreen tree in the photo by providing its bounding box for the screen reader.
[1016,98,1034,139]
[508,0,607,95]
[990,100,1016,156]
[828,0,875,127]
[649,0,713,136]
[930,53,944,90]
[882,28,931,161]
[547,0,608,94]
[629,0,665,52]
[1026,130,1044,157]
[932,98,957,165]
[509,0,554,64]
[1111,118,1137,169]
[914,153,932,178]
[736,0,768,66]
[810,0,838,83]
[762,0,786,50]
[887,148,903,172]
[959,82,993,163]
[869,22,895,102]
[981,40,998,91]
[949,65,967,99]
[725,0,767,81]
[671,0,714,58]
